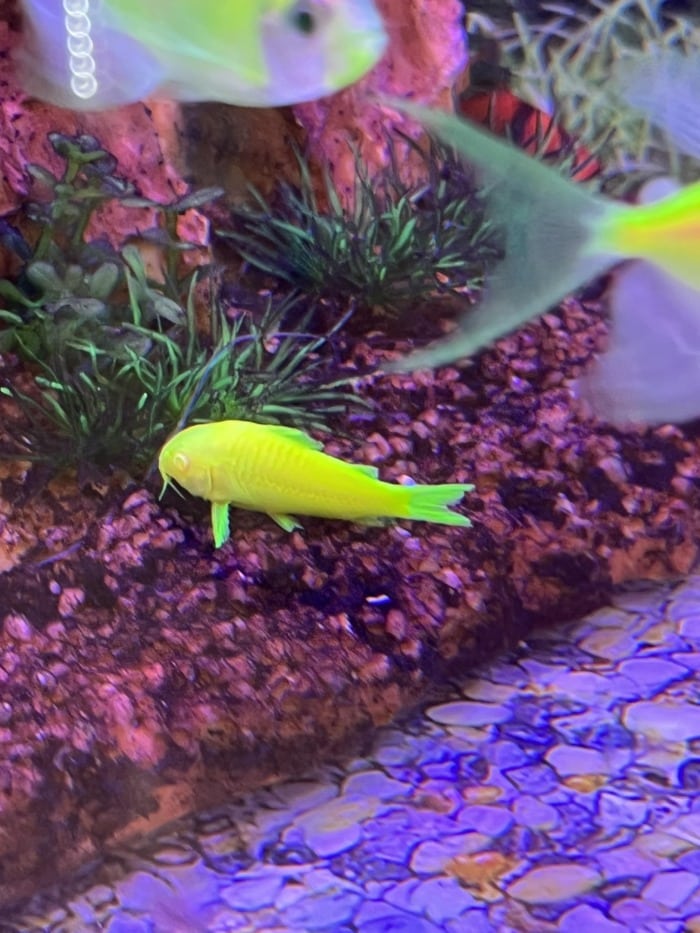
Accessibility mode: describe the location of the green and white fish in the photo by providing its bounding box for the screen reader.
[384,59,700,426]
[17,0,387,109]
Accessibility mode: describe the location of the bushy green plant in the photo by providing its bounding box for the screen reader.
[218,140,499,314]
[466,0,700,181]
[0,134,365,478]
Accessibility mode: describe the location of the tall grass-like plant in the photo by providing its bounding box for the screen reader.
[0,134,366,479]
[218,141,499,314]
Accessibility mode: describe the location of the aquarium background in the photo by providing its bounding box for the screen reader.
[1,0,700,930]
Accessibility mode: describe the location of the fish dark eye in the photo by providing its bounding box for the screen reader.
[290,2,320,35]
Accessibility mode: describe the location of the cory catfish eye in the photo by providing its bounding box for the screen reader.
[173,452,189,472]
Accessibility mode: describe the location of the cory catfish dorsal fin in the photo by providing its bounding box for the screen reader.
[264,425,380,477]
[264,425,324,451]
[349,463,380,479]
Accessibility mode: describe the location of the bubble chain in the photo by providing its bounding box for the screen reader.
[63,0,98,100]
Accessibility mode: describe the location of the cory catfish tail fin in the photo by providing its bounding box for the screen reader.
[405,483,474,527]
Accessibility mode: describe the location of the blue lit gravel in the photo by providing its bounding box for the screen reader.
[8,574,700,932]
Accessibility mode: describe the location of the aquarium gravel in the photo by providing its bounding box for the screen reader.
[7,572,700,932]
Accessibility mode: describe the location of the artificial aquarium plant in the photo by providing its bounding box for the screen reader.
[0,133,366,480]
[218,140,499,316]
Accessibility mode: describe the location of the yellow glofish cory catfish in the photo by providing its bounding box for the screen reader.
[383,92,700,427]
[158,420,473,548]
[17,0,386,110]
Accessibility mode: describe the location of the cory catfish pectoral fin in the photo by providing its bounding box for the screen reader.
[211,502,231,549]
[269,513,303,533]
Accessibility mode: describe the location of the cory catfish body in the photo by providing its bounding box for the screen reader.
[158,420,473,547]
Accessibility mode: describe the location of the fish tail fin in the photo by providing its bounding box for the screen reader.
[382,99,621,372]
[16,0,164,109]
[404,483,474,527]
[575,259,700,426]
[612,48,700,161]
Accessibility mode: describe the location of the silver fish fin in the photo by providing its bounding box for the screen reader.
[381,99,618,372]
[17,0,164,109]
[576,260,700,426]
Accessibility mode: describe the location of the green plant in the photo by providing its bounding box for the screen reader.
[0,132,216,359]
[466,0,700,182]
[2,275,363,478]
[218,141,499,314]
[0,134,366,478]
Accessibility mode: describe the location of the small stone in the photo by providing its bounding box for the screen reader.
[373,740,414,768]
[221,874,283,910]
[623,700,700,743]
[558,903,627,933]
[545,745,608,777]
[578,627,639,662]
[462,681,519,704]
[595,791,648,830]
[427,701,510,728]
[563,774,609,794]
[546,670,636,706]
[406,876,480,923]
[385,609,408,640]
[437,569,462,590]
[507,863,601,904]
[271,780,338,813]
[511,796,559,830]
[456,805,513,837]
[342,770,410,800]
[291,796,378,857]
[617,657,688,691]
[668,812,700,843]
[84,885,114,909]
[483,662,529,687]
[612,586,669,613]
[57,587,86,618]
[672,651,700,671]
[636,829,693,859]
[484,740,529,769]
[678,616,700,641]
[356,910,443,933]
[122,490,151,511]
[106,917,150,933]
[2,612,33,642]
[642,870,699,908]
[678,758,700,790]
[460,785,502,805]
[609,897,674,926]
[410,832,489,874]
[281,889,361,930]
[446,850,518,889]
[446,909,496,933]
[504,762,559,795]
